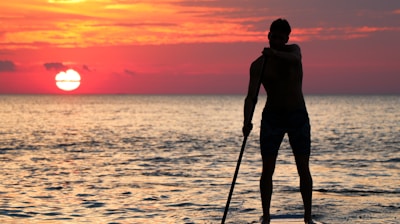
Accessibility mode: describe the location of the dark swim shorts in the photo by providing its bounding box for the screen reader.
[260,109,311,157]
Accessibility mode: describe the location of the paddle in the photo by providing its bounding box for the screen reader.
[221,53,266,224]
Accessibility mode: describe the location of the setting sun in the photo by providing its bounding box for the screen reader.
[55,69,81,91]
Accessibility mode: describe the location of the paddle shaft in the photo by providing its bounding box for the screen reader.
[221,135,247,224]
[221,55,266,224]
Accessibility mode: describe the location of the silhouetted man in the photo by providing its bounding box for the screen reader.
[243,19,313,224]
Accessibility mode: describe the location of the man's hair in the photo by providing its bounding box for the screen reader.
[270,18,291,35]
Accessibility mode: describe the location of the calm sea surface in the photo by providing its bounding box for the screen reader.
[0,95,399,224]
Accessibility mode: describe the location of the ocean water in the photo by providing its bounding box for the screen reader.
[0,95,399,224]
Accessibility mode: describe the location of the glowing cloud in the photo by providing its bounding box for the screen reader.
[1,1,399,48]
[291,26,400,42]
[48,0,86,3]
[0,61,16,72]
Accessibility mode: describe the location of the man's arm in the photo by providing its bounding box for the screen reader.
[263,44,301,63]
[243,57,263,137]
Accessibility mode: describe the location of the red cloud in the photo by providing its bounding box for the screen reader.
[291,26,400,42]
[0,60,16,72]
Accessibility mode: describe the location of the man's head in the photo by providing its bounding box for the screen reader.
[268,18,291,49]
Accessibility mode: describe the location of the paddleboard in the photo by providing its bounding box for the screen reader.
[268,215,323,224]
[271,218,322,223]
[271,218,304,223]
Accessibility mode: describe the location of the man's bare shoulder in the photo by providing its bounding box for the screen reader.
[250,55,264,71]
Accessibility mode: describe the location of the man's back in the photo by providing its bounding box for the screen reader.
[250,44,306,113]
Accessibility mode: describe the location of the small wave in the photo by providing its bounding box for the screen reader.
[76,193,95,197]
[126,208,145,212]
[45,186,63,191]
[383,158,400,163]
[0,147,15,151]
[0,209,34,218]
[55,143,77,147]
[144,156,172,163]
[0,145,40,151]
[82,201,106,208]
[43,212,63,216]
[166,202,216,209]
[314,188,400,195]
[142,171,192,177]
[166,202,197,207]
[31,195,53,199]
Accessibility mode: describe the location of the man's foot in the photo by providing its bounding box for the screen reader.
[259,216,270,224]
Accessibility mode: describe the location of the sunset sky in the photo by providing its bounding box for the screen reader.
[0,0,399,94]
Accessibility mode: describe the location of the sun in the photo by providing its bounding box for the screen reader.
[55,69,81,91]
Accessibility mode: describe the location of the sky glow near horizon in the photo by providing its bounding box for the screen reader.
[1,0,399,94]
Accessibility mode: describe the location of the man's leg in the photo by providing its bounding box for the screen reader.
[260,153,278,223]
[288,113,312,223]
[294,154,313,223]
[260,115,284,223]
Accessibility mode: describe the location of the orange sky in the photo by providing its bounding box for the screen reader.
[1,0,399,94]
